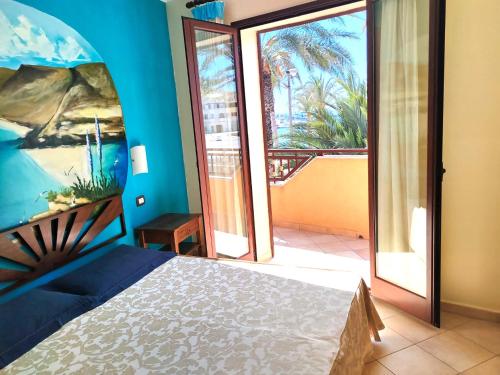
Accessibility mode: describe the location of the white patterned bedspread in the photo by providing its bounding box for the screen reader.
[4,257,383,375]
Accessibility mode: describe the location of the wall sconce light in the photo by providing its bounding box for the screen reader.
[130,145,149,176]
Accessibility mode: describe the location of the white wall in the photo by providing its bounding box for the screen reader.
[166,1,200,213]
[441,0,500,313]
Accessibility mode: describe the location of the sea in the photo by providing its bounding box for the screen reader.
[0,121,128,231]
[0,125,60,230]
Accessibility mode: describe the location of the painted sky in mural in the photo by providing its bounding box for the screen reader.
[0,0,127,231]
[0,0,101,69]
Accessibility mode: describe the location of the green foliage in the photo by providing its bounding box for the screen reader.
[44,172,120,207]
[71,174,121,202]
[286,72,367,149]
[259,19,357,147]
[59,187,73,197]
[194,15,363,149]
[261,21,356,88]
[195,33,236,95]
[46,190,58,202]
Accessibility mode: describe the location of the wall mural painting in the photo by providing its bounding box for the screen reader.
[0,1,128,231]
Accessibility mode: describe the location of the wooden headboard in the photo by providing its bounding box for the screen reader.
[0,195,126,295]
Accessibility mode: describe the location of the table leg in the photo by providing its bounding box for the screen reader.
[138,231,148,249]
[170,234,180,254]
[196,216,206,257]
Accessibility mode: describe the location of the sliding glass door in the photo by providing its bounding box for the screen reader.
[368,0,445,324]
[183,19,256,260]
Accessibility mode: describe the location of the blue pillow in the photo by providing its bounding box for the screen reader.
[42,245,176,303]
[0,288,92,368]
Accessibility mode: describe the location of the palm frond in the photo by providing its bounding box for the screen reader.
[284,71,367,149]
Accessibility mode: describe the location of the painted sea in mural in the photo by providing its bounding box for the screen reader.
[0,1,128,231]
[0,122,127,229]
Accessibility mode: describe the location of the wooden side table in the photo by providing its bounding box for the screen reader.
[134,213,205,257]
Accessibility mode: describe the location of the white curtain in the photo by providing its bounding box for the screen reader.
[377,0,429,253]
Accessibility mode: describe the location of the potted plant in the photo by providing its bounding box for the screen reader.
[186,0,225,24]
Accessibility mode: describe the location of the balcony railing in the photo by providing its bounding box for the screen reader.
[206,147,368,182]
[268,148,368,183]
[207,148,242,178]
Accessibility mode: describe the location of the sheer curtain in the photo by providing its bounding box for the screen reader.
[376,0,429,255]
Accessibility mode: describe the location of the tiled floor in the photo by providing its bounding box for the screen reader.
[270,226,370,285]
[269,227,500,375]
[367,298,500,374]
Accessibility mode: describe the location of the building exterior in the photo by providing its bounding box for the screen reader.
[202,92,238,134]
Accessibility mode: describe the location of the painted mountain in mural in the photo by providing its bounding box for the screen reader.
[0,68,16,88]
[0,62,124,148]
[0,0,128,231]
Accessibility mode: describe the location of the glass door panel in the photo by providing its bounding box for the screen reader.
[369,0,445,324]
[184,19,255,260]
[375,0,430,297]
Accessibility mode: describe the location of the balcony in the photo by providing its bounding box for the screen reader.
[206,147,370,283]
[268,149,369,238]
[268,149,370,283]
[271,226,370,288]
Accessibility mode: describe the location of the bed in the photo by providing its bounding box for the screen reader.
[0,196,383,374]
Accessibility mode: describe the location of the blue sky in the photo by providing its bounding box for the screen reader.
[0,0,101,70]
[260,10,367,115]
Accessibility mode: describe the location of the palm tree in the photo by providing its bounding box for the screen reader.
[260,20,355,147]
[287,72,367,149]
[196,31,236,96]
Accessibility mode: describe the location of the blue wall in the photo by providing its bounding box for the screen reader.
[0,0,188,302]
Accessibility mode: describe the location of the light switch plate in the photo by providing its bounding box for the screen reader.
[136,195,145,207]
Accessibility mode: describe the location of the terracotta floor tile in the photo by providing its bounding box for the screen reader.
[461,356,500,375]
[309,234,343,246]
[274,228,306,239]
[330,250,363,260]
[354,247,370,260]
[372,298,402,320]
[272,245,324,262]
[418,331,495,372]
[282,238,318,248]
[279,234,313,244]
[379,346,457,375]
[333,234,359,242]
[363,361,394,375]
[317,241,351,253]
[383,313,441,343]
[371,327,413,360]
[343,238,370,250]
[453,319,500,354]
[440,311,471,330]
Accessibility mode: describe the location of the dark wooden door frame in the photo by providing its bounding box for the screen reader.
[183,18,256,261]
[429,0,447,326]
[232,0,364,29]
[254,6,365,36]
[367,0,446,326]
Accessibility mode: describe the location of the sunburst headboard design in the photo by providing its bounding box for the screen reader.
[0,195,126,295]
